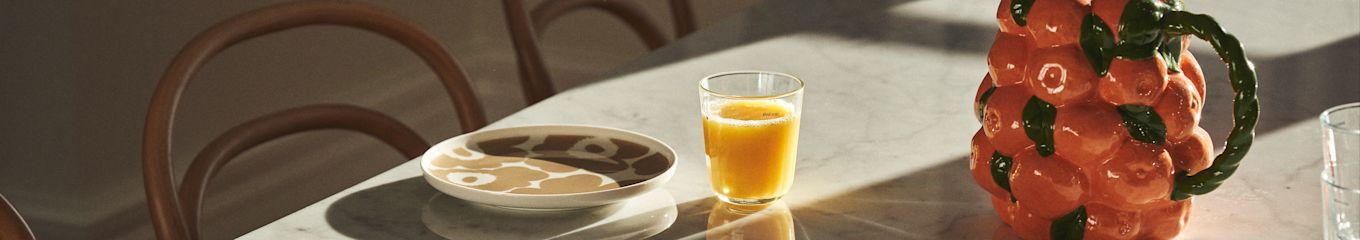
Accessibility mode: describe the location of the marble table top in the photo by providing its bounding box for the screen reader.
[242,0,1359,239]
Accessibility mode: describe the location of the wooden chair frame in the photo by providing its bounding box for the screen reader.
[142,1,487,239]
[0,193,35,240]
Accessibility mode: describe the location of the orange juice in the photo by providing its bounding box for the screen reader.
[703,99,799,203]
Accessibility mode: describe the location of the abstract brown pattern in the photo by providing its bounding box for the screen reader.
[428,135,671,194]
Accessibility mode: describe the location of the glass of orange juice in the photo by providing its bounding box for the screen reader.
[700,71,804,205]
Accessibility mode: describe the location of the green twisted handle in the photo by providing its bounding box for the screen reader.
[1078,0,1259,201]
[1160,10,1260,200]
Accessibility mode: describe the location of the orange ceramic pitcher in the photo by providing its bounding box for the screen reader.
[970,0,1260,238]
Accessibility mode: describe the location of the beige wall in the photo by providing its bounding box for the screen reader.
[0,0,759,239]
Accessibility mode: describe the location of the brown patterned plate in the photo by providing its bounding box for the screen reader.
[421,124,677,210]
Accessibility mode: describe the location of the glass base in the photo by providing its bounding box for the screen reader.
[717,195,781,206]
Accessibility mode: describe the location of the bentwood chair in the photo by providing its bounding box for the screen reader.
[504,0,696,103]
[141,1,488,239]
[0,193,35,240]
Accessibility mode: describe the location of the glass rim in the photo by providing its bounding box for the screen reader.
[1321,102,1360,134]
[699,70,805,99]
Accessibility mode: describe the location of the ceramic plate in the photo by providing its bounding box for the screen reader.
[421,124,677,210]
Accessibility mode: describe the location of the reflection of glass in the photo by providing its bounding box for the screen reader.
[700,71,805,205]
[1322,102,1360,240]
[706,200,794,240]
[421,190,677,239]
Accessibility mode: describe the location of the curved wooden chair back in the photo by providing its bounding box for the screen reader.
[142,1,488,239]
[178,104,427,239]
[504,0,696,103]
[0,193,36,240]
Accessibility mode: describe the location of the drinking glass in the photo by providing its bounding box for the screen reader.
[1323,102,1360,240]
[700,71,804,205]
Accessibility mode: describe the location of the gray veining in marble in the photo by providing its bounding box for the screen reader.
[243,0,1360,239]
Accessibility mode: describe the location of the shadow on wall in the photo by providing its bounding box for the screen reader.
[607,0,932,75]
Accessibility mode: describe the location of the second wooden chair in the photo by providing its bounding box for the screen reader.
[504,0,696,104]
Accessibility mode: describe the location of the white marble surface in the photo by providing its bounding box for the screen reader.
[243,0,1359,239]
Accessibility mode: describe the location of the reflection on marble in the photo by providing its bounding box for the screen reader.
[240,176,676,239]
[421,190,677,239]
[705,201,795,240]
[649,198,811,240]
[244,0,1358,239]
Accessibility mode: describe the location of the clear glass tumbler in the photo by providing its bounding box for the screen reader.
[700,71,804,205]
[1323,102,1360,240]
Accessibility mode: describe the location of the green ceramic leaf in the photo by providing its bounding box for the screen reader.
[1050,206,1088,240]
[1022,97,1056,156]
[1117,105,1168,144]
[1160,34,1184,73]
[1010,0,1035,26]
[1080,14,1116,76]
[976,85,997,122]
[990,151,1014,193]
